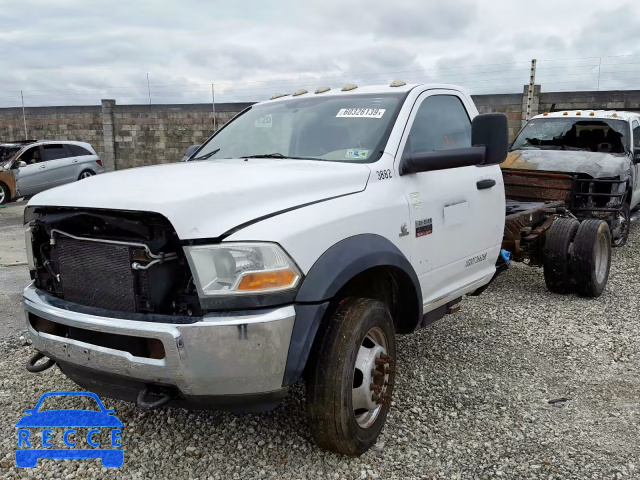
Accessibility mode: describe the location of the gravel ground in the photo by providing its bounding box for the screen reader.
[0,208,638,478]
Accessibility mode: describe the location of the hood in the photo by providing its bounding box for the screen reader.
[503,149,632,178]
[28,158,371,239]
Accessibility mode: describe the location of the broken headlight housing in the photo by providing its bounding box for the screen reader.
[183,243,302,298]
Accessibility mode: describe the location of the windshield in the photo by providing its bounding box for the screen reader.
[512,118,630,154]
[193,93,406,163]
[0,146,20,166]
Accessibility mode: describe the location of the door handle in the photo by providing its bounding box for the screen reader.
[73,159,78,163]
[476,179,496,190]
[39,165,46,169]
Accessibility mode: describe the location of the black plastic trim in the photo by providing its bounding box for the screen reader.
[296,234,421,308]
[282,302,329,387]
[199,290,298,311]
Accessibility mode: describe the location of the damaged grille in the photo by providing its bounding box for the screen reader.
[28,207,202,319]
[56,237,137,312]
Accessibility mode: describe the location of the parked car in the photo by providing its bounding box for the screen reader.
[504,110,640,247]
[0,140,104,204]
[22,82,611,456]
[180,144,200,162]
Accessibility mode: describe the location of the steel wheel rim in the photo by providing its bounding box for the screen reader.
[614,211,628,246]
[594,232,609,283]
[352,326,391,429]
[0,188,4,203]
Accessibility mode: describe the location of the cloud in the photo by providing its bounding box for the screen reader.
[0,0,639,107]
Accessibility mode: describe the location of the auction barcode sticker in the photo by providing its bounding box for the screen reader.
[336,108,386,119]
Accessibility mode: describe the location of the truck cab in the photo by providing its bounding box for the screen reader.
[23,82,509,455]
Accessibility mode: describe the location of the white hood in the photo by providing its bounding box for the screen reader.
[28,158,371,239]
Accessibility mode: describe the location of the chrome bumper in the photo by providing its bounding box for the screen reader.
[23,284,295,396]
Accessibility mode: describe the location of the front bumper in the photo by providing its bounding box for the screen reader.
[23,284,295,400]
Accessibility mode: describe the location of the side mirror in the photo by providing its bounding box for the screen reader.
[399,113,509,175]
[17,160,27,168]
[634,151,640,164]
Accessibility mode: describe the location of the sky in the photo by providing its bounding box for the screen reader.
[1,0,640,107]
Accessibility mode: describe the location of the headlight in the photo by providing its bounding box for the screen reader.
[25,225,36,270]
[184,243,301,297]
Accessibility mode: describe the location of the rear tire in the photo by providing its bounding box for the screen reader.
[543,217,580,294]
[0,182,10,205]
[78,170,95,180]
[612,202,630,248]
[306,298,396,456]
[571,219,612,297]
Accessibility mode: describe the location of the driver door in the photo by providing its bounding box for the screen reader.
[13,146,48,196]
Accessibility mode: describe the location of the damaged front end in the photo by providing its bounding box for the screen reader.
[24,206,202,319]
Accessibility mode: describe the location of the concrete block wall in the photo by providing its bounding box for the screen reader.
[1,88,639,170]
[471,93,524,140]
[0,105,104,156]
[110,103,251,169]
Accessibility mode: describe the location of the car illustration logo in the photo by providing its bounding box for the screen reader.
[15,391,124,468]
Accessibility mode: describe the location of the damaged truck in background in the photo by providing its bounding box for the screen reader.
[504,111,640,248]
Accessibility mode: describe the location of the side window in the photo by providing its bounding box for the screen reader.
[42,144,70,161]
[406,95,472,153]
[633,121,640,150]
[67,144,92,156]
[17,146,42,165]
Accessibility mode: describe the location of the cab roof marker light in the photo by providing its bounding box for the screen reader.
[590,112,595,116]
[390,80,406,87]
[315,86,331,94]
[563,112,568,115]
[292,89,308,97]
[612,112,618,117]
[341,83,358,91]
[543,112,548,116]
[270,93,287,100]
[576,111,582,115]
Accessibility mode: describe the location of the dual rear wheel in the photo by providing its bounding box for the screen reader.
[543,218,612,297]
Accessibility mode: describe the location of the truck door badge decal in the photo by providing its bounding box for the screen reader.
[415,218,432,237]
[399,223,409,237]
[465,252,487,267]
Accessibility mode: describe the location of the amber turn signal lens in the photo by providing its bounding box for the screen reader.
[237,269,296,291]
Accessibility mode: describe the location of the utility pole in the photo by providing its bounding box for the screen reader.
[524,58,537,125]
[147,73,152,105]
[522,58,537,127]
[211,84,217,131]
[20,90,28,139]
[597,57,602,91]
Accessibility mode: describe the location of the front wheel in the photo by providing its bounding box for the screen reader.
[612,202,630,248]
[306,298,396,456]
[0,182,10,205]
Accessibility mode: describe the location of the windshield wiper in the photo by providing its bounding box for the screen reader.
[193,148,220,160]
[243,153,286,158]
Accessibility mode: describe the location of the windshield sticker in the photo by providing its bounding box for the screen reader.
[336,108,386,119]
[345,149,369,159]
[254,114,273,128]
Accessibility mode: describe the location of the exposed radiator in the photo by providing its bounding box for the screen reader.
[56,237,137,312]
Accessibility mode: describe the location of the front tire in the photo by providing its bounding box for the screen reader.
[306,298,396,456]
[612,202,630,248]
[0,182,10,205]
[571,219,612,297]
